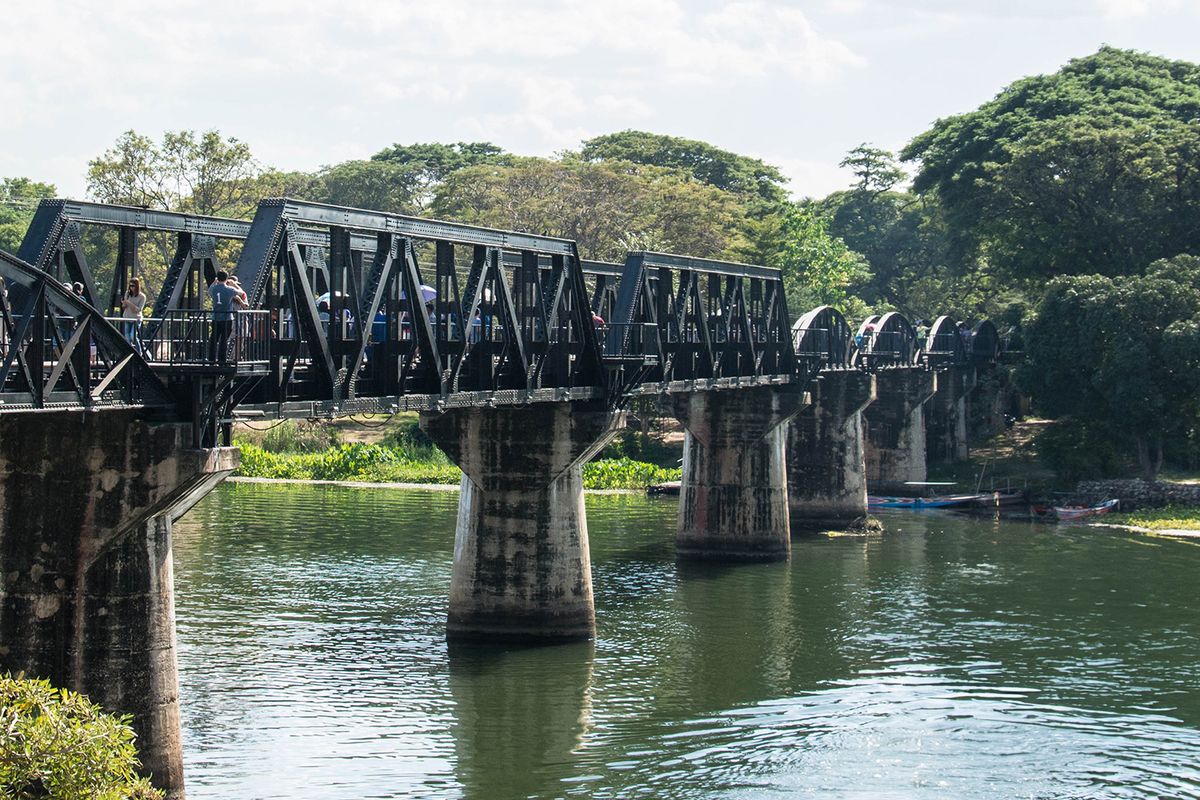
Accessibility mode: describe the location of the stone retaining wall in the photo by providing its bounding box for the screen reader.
[1074,479,1200,510]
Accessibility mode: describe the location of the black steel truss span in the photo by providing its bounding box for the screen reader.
[0,248,171,411]
[232,198,606,408]
[3,198,1006,430]
[605,250,800,395]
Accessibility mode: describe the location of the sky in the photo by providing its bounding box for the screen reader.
[1,0,1198,202]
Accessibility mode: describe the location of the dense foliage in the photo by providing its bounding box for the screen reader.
[1019,255,1200,479]
[903,47,1200,281]
[580,130,789,204]
[0,674,162,800]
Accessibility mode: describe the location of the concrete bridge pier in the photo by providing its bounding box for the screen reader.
[786,371,876,530]
[927,365,977,464]
[420,401,624,642]
[669,385,808,561]
[864,369,938,485]
[0,411,238,799]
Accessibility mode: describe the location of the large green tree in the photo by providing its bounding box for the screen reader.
[432,156,752,261]
[768,202,869,317]
[370,142,511,210]
[818,146,1024,320]
[903,47,1200,280]
[1019,254,1200,479]
[0,178,57,254]
[581,130,788,205]
[87,130,262,217]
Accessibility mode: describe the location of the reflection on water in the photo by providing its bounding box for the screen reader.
[172,484,1200,799]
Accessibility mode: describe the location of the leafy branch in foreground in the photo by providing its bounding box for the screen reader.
[0,674,162,800]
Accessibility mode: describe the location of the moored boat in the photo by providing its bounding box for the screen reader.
[1052,498,1120,520]
[868,494,987,510]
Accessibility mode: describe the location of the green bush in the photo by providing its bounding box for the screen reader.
[261,420,341,454]
[235,441,677,490]
[0,674,163,799]
[582,458,681,490]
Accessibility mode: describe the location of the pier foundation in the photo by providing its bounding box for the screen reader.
[786,371,876,529]
[669,385,808,560]
[421,401,624,642]
[0,410,237,799]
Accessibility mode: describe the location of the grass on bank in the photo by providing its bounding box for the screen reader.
[1107,505,1200,531]
[232,418,681,490]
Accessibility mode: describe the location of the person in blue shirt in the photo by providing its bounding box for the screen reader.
[207,271,241,363]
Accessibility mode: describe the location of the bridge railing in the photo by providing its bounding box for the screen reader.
[599,323,659,360]
[106,310,271,369]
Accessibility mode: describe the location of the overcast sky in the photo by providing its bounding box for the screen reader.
[2,0,1197,202]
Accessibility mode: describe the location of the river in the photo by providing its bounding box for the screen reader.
[171,482,1200,799]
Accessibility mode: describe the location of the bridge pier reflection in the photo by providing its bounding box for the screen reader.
[421,401,624,641]
[786,371,876,530]
[447,641,594,797]
[864,369,938,485]
[0,411,236,798]
[670,385,808,561]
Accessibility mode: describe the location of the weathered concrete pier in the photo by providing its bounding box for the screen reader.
[786,371,876,529]
[421,402,624,641]
[0,411,235,797]
[865,368,938,484]
[671,386,807,560]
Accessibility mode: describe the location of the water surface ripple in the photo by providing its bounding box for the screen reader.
[171,483,1200,799]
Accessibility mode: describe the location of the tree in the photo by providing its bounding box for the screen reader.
[432,156,752,261]
[87,130,262,217]
[1019,254,1200,480]
[0,178,56,254]
[312,160,422,215]
[840,144,905,196]
[580,130,789,204]
[370,142,512,210]
[903,47,1200,280]
[768,202,869,317]
[0,674,162,799]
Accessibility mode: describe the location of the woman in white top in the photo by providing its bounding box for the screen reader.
[121,277,148,352]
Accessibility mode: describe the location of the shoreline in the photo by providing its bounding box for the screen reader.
[227,476,642,496]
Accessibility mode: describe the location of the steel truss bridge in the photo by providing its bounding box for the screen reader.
[0,198,1000,444]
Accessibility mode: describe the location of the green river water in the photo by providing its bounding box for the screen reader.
[171,482,1200,799]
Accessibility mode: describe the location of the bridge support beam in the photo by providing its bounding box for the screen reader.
[421,401,624,642]
[927,365,977,464]
[864,369,937,485]
[786,371,876,530]
[0,410,238,799]
[670,385,808,561]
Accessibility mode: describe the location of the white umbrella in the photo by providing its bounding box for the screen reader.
[399,284,437,303]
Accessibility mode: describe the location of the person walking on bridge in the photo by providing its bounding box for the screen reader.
[120,278,147,354]
[208,271,240,363]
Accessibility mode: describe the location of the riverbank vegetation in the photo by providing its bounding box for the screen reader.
[1108,506,1200,532]
[233,418,682,490]
[3,46,1199,489]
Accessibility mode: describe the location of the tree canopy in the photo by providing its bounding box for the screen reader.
[581,130,788,204]
[432,156,752,261]
[1019,254,1200,479]
[768,203,869,317]
[903,46,1200,280]
[87,130,262,217]
[370,142,512,210]
[0,178,56,254]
